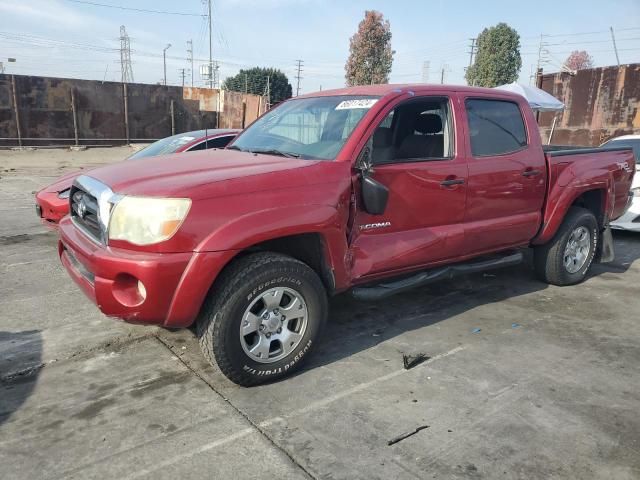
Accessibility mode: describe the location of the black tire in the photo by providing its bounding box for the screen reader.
[197,252,327,386]
[534,206,599,286]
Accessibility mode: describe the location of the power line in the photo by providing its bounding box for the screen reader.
[63,0,205,17]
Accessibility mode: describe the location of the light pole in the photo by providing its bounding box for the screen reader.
[163,44,172,86]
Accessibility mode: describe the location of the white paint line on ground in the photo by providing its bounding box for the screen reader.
[118,344,467,480]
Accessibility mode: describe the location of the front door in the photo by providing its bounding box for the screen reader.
[349,95,468,281]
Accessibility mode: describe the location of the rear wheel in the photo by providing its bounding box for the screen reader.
[534,207,599,286]
[197,252,327,386]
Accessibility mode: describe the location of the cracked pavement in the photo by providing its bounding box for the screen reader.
[1,148,639,479]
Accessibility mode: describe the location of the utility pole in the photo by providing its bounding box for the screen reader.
[536,34,548,78]
[178,68,186,87]
[464,38,478,85]
[421,61,430,83]
[186,39,194,87]
[119,25,134,83]
[244,73,248,94]
[207,0,214,89]
[468,37,477,68]
[610,26,620,67]
[213,61,219,88]
[294,59,303,96]
[440,64,447,84]
[163,44,172,86]
[265,75,271,110]
[0,62,4,74]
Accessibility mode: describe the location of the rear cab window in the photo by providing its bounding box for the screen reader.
[465,99,528,156]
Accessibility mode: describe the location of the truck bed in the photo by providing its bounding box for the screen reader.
[534,145,636,245]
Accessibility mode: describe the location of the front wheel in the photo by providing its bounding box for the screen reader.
[197,252,327,386]
[534,207,599,286]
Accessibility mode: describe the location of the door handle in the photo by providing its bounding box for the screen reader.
[440,178,465,186]
[522,169,541,177]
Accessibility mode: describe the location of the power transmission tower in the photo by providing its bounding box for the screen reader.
[186,39,194,87]
[119,25,134,84]
[178,68,187,87]
[421,61,430,83]
[294,59,303,96]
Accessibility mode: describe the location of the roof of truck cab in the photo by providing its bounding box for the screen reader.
[296,83,513,99]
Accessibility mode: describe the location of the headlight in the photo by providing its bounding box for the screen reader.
[108,197,191,245]
[58,189,70,199]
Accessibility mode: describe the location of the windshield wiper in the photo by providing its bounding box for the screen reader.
[250,148,301,158]
[226,145,244,151]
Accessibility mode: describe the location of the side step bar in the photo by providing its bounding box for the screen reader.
[351,251,524,301]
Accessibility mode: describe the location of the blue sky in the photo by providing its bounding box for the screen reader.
[1,0,639,92]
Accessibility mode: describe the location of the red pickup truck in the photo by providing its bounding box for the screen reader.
[58,84,635,386]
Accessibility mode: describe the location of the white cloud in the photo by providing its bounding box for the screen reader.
[0,0,108,30]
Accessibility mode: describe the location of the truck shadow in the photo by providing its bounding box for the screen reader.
[305,232,640,372]
[0,330,43,426]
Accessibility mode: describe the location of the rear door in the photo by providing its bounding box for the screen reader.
[460,96,546,255]
[349,94,468,280]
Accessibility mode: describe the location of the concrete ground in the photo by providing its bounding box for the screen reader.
[1,148,639,480]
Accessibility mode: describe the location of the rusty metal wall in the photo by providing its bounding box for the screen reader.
[0,74,266,146]
[538,63,640,146]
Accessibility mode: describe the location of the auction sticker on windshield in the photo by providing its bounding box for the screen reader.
[335,99,378,110]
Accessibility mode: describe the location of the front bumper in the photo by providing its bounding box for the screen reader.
[35,190,69,228]
[58,217,235,327]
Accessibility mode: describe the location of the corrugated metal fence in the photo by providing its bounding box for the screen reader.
[0,74,267,147]
[539,63,640,146]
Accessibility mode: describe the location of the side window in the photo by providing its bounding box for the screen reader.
[207,135,235,148]
[465,99,527,156]
[370,98,453,164]
[187,135,236,152]
[187,141,207,151]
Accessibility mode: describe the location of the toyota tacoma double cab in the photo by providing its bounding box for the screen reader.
[58,84,635,386]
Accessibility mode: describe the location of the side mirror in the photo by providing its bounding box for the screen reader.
[361,175,389,215]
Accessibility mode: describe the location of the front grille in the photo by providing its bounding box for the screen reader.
[70,185,102,242]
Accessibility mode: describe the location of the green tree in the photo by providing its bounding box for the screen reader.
[223,67,292,105]
[345,10,394,86]
[466,23,522,87]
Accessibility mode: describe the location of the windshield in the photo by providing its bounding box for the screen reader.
[231,95,380,160]
[128,132,204,160]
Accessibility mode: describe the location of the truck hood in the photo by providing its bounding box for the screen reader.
[86,149,338,199]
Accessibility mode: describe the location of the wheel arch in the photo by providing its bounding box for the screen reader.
[533,186,608,245]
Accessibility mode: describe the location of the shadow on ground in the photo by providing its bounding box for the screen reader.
[0,330,42,426]
[302,232,640,373]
